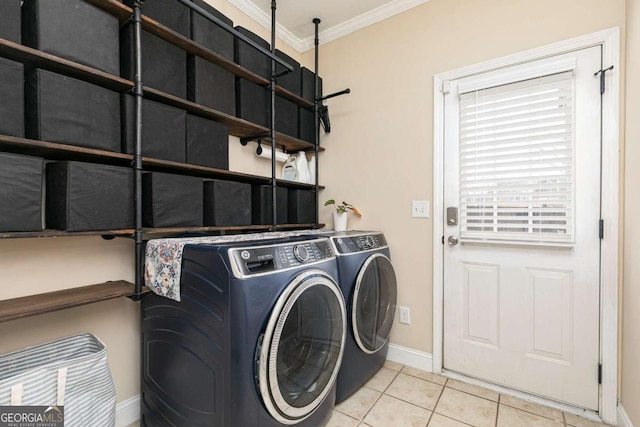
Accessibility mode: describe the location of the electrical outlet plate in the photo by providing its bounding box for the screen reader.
[411,201,429,218]
[399,306,410,324]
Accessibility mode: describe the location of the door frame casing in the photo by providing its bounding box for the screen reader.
[432,28,620,424]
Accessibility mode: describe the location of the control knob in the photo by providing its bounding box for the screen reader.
[293,245,310,263]
[364,236,375,248]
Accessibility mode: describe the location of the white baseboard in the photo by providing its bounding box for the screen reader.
[386,343,433,372]
[618,403,635,427]
[115,395,140,427]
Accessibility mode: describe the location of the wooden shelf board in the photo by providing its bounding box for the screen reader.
[0,38,133,93]
[276,223,326,230]
[276,87,314,110]
[276,179,325,190]
[0,229,134,239]
[143,225,271,237]
[0,135,133,165]
[141,158,270,184]
[0,281,145,323]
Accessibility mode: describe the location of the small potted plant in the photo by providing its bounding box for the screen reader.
[324,199,361,231]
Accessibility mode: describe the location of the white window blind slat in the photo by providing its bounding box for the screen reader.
[458,71,575,244]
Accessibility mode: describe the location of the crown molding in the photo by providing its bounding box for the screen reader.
[227,0,306,52]
[228,0,431,53]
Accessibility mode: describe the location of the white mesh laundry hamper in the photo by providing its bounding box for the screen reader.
[0,333,116,427]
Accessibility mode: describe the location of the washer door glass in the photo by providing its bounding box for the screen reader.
[353,254,397,354]
[258,270,346,425]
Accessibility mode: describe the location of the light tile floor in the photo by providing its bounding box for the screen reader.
[326,361,612,427]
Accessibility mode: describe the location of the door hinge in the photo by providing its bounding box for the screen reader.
[599,219,604,239]
[598,364,602,384]
[441,81,451,94]
[594,65,614,95]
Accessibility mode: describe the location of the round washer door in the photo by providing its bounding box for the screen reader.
[258,269,346,425]
[352,254,398,354]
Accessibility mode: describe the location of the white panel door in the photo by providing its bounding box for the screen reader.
[443,46,601,410]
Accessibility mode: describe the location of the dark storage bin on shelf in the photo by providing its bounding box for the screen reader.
[25,68,121,152]
[0,153,43,232]
[22,0,119,74]
[234,26,270,78]
[288,189,315,224]
[275,96,298,138]
[187,0,235,114]
[0,57,24,138]
[252,185,288,225]
[124,0,190,37]
[0,0,21,44]
[190,0,234,60]
[299,108,315,143]
[203,180,251,226]
[46,162,134,231]
[186,115,229,169]
[143,173,203,228]
[236,79,269,127]
[299,67,322,143]
[301,67,322,103]
[121,25,186,99]
[275,50,301,95]
[122,95,186,163]
[188,56,235,115]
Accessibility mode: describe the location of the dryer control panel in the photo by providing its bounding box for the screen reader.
[229,239,335,278]
[332,233,388,254]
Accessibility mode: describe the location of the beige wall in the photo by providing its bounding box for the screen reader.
[622,0,640,423]
[304,0,625,354]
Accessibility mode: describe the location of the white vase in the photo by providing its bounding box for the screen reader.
[332,212,348,231]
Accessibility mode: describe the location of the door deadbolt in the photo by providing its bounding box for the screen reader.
[446,207,458,225]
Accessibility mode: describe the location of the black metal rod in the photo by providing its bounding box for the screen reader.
[133,1,144,299]
[320,88,350,101]
[270,1,278,231]
[173,0,293,73]
[313,18,320,226]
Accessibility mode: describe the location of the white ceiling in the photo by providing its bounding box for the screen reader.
[227,0,430,52]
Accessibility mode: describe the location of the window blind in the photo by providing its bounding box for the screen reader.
[458,71,575,244]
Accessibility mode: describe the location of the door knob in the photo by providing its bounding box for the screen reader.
[447,236,459,246]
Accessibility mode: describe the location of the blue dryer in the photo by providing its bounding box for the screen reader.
[141,237,347,426]
[329,231,397,403]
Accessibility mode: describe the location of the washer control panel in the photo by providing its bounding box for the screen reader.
[332,233,388,254]
[230,239,335,277]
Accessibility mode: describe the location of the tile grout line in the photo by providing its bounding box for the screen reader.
[425,377,448,427]
[495,394,501,427]
[358,367,402,425]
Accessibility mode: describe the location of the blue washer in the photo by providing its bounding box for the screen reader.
[141,237,346,426]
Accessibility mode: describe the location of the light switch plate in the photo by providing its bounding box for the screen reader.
[411,200,430,218]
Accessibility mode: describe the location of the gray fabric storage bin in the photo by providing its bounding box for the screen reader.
[189,0,234,59]
[186,115,229,169]
[124,0,190,37]
[203,180,251,226]
[0,0,21,43]
[143,172,203,227]
[22,0,120,75]
[188,56,235,115]
[46,162,134,231]
[121,25,187,99]
[0,57,24,138]
[0,333,116,427]
[25,68,121,152]
[252,185,288,225]
[0,153,43,232]
[122,95,187,163]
